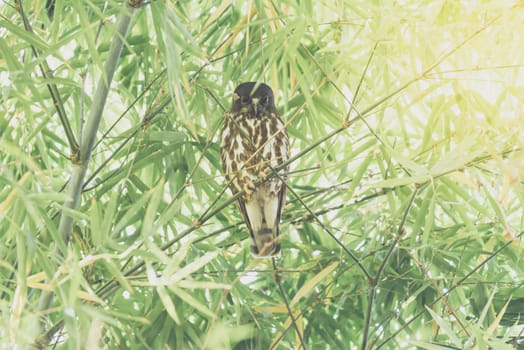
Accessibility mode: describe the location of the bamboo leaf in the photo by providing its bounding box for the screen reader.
[156,286,181,324]
[290,261,338,306]
[370,175,431,189]
[425,305,462,347]
[169,285,216,319]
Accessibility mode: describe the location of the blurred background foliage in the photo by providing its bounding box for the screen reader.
[1,0,524,349]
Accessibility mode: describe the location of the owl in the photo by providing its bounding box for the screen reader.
[220,82,290,256]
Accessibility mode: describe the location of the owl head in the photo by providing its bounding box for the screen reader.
[231,82,276,117]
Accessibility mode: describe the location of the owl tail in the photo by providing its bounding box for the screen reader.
[251,226,280,257]
[242,195,281,257]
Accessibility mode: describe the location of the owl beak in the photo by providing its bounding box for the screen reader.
[251,98,259,115]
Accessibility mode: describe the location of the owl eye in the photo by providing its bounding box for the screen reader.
[240,96,250,105]
[260,95,269,105]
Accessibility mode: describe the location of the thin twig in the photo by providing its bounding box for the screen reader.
[360,187,418,350]
[285,179,372,280]
[345,41,380,124]
[272,258,308,350]
[15,0,79,155]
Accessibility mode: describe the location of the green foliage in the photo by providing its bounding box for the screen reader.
[1,0,524,349]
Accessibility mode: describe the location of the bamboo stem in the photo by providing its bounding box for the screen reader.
[58,3,135,242]
[35,2,138,347]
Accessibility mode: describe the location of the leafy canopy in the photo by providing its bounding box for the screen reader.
[1,1,523,349]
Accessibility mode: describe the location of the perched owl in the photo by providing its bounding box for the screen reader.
[220,82,290,257]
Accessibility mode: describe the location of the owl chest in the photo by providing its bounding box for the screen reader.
[220,113,288,195]
[222,117,275,162]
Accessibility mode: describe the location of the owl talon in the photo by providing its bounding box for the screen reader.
[258,169,268,180]
[243,181,255,200]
